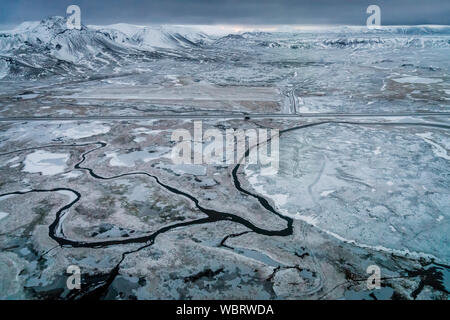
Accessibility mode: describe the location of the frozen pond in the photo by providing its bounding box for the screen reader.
[23,150,69,175]
[245,122,450,262]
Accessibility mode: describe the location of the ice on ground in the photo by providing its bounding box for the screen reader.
[297,96,343,113]
[156,163,207,176]
[127,184,149,202]
[7,156,20,163]
[133,137,146,143]
[245,122,450,262]
[106,147,170,167]
[51,122,111,139]
[2,156,20,167]
[416,132,450,160]
[62,171,82,178]
[132,127,162,135]
[58,83,280,102]
[392,76,443,84]
[23,150,69,175]
[373,147,381,155]
[54,190,78,237]
[320,190,335,197]
[269,193,289,206]
[15,93,39,100]
[0,212,9,221]
[132,127,162,143]
[1,122,111,145]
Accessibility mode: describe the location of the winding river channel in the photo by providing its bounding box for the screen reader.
[0,120,449,299]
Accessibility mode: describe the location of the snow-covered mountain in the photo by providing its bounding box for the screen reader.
[0,17,213,79]
[90,23,212,49]
[214,24,450,47]
[0,17,136,79]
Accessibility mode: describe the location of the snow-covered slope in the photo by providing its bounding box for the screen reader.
[0,16,146,79]
[214,25,450,49]
[0,17,212,79]
[90,23,212,49]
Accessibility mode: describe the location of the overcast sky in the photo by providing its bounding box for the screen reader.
[1,0,449,26]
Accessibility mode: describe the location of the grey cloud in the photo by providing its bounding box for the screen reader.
[0,0,449,26]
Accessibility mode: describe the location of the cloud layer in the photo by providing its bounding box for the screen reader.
[1,0,449,26]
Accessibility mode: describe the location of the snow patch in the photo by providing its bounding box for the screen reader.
[156,163,207,176]
[416,132,450,160]
[392,76,443,84]
[106,147,170,167]
[63,171,82,178]
[373,146,381,155]
[0,212,9,221]
[23,150,69,175]
[52,122,111,139]
[320,190,335,197]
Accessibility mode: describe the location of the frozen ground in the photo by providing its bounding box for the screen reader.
[0,17,449,300]
[245,120,450,261]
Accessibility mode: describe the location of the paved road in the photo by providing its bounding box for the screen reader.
[1,112,450,122]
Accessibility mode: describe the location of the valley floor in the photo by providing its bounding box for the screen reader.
[0,23,449,299]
